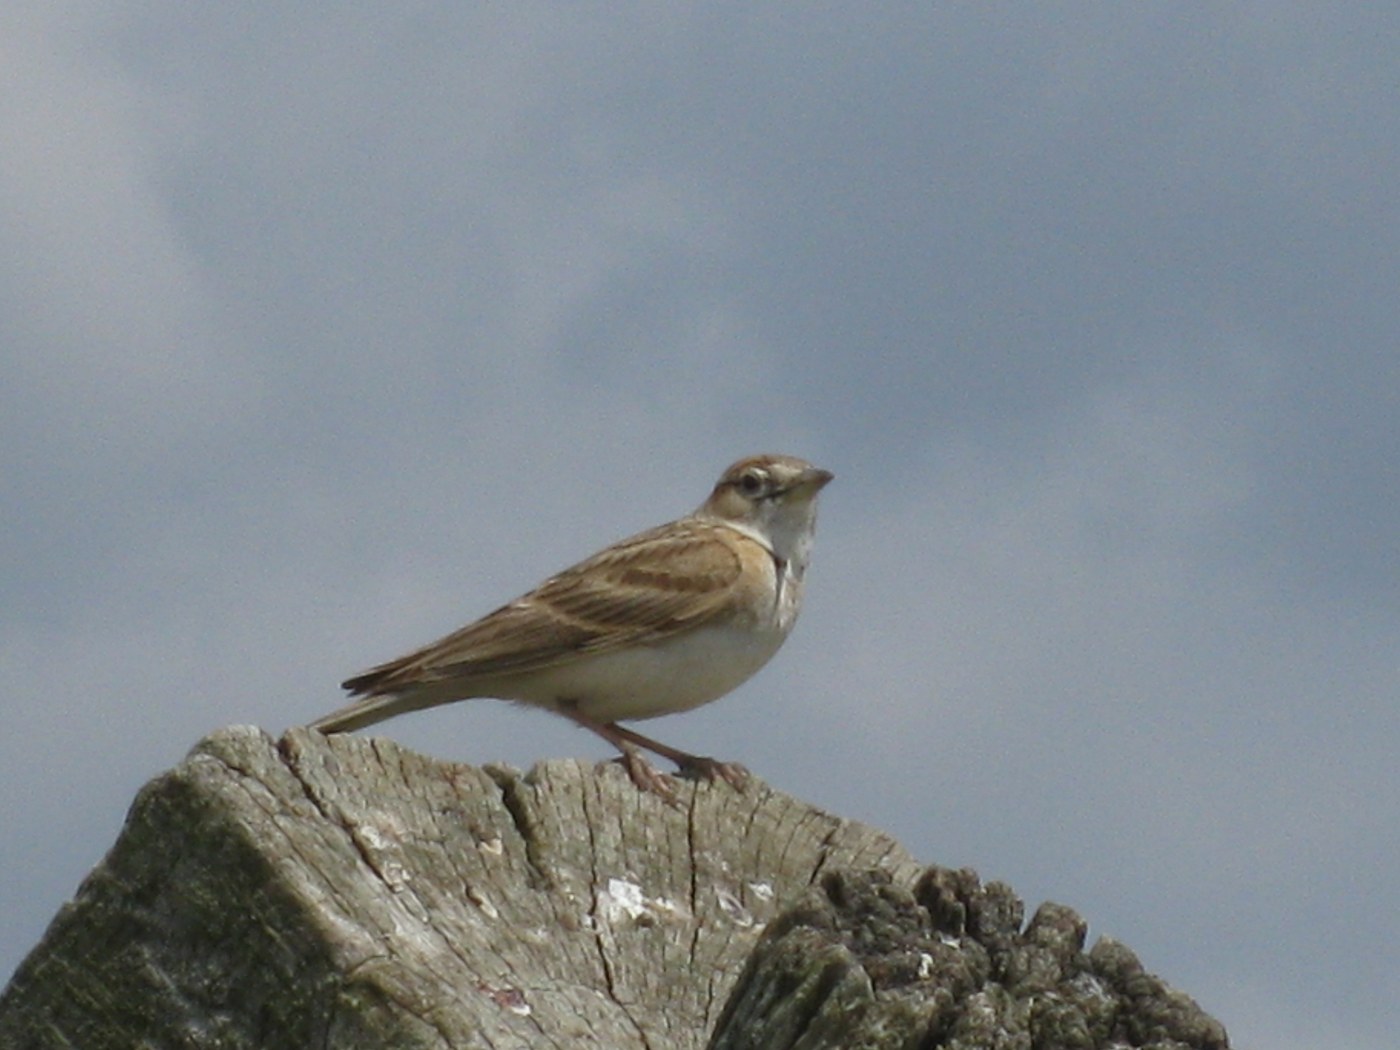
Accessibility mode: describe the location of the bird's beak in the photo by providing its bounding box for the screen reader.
[799,467,834,492]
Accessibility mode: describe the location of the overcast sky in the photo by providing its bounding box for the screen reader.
[3,6,1397,1047]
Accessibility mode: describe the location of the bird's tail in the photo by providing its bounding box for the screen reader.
[308,689,446,734]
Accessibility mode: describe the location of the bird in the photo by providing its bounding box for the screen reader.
[310,453,833,797]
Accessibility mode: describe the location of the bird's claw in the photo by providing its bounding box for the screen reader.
[677,755,750,791]
[609,749,679,804]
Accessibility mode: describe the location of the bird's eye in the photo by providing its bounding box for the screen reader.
[738,470,765,495]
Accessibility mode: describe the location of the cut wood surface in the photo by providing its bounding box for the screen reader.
[0,726,920,1048]
[0,725,1228,1048]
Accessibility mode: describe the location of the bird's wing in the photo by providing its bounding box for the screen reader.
[342,520,766,696]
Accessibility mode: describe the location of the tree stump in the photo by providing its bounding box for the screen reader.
[710,867,1228,1050]
[0,725,1228,1049]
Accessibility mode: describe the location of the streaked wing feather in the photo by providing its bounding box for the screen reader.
[344,521,748,694]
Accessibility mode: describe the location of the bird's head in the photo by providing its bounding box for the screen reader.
[699,454,833,566]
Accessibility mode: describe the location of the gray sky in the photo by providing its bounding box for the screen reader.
[3,6,1397,1046]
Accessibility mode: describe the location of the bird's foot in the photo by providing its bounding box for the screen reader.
[676,755,750,791]
[610,747,679,804]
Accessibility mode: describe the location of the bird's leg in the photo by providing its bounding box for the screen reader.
[557,704,676,799]
[601,721,750,791]
[557,704,748,793]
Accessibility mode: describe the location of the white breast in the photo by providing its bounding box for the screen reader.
[496,619,792,723]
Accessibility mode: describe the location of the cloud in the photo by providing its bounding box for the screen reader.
[3,9,1396,1049]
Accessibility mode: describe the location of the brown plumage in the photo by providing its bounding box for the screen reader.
[312,454,833,797]
[339,520,754,694]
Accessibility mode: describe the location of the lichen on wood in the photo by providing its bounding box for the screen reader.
[0,726,1228,1049]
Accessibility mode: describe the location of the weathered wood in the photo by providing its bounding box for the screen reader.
[708,867,1228,1050]
[0,726,921,1048]
[0,726,1228,1049]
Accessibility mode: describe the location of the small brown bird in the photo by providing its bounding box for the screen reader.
[311,454,832,796]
